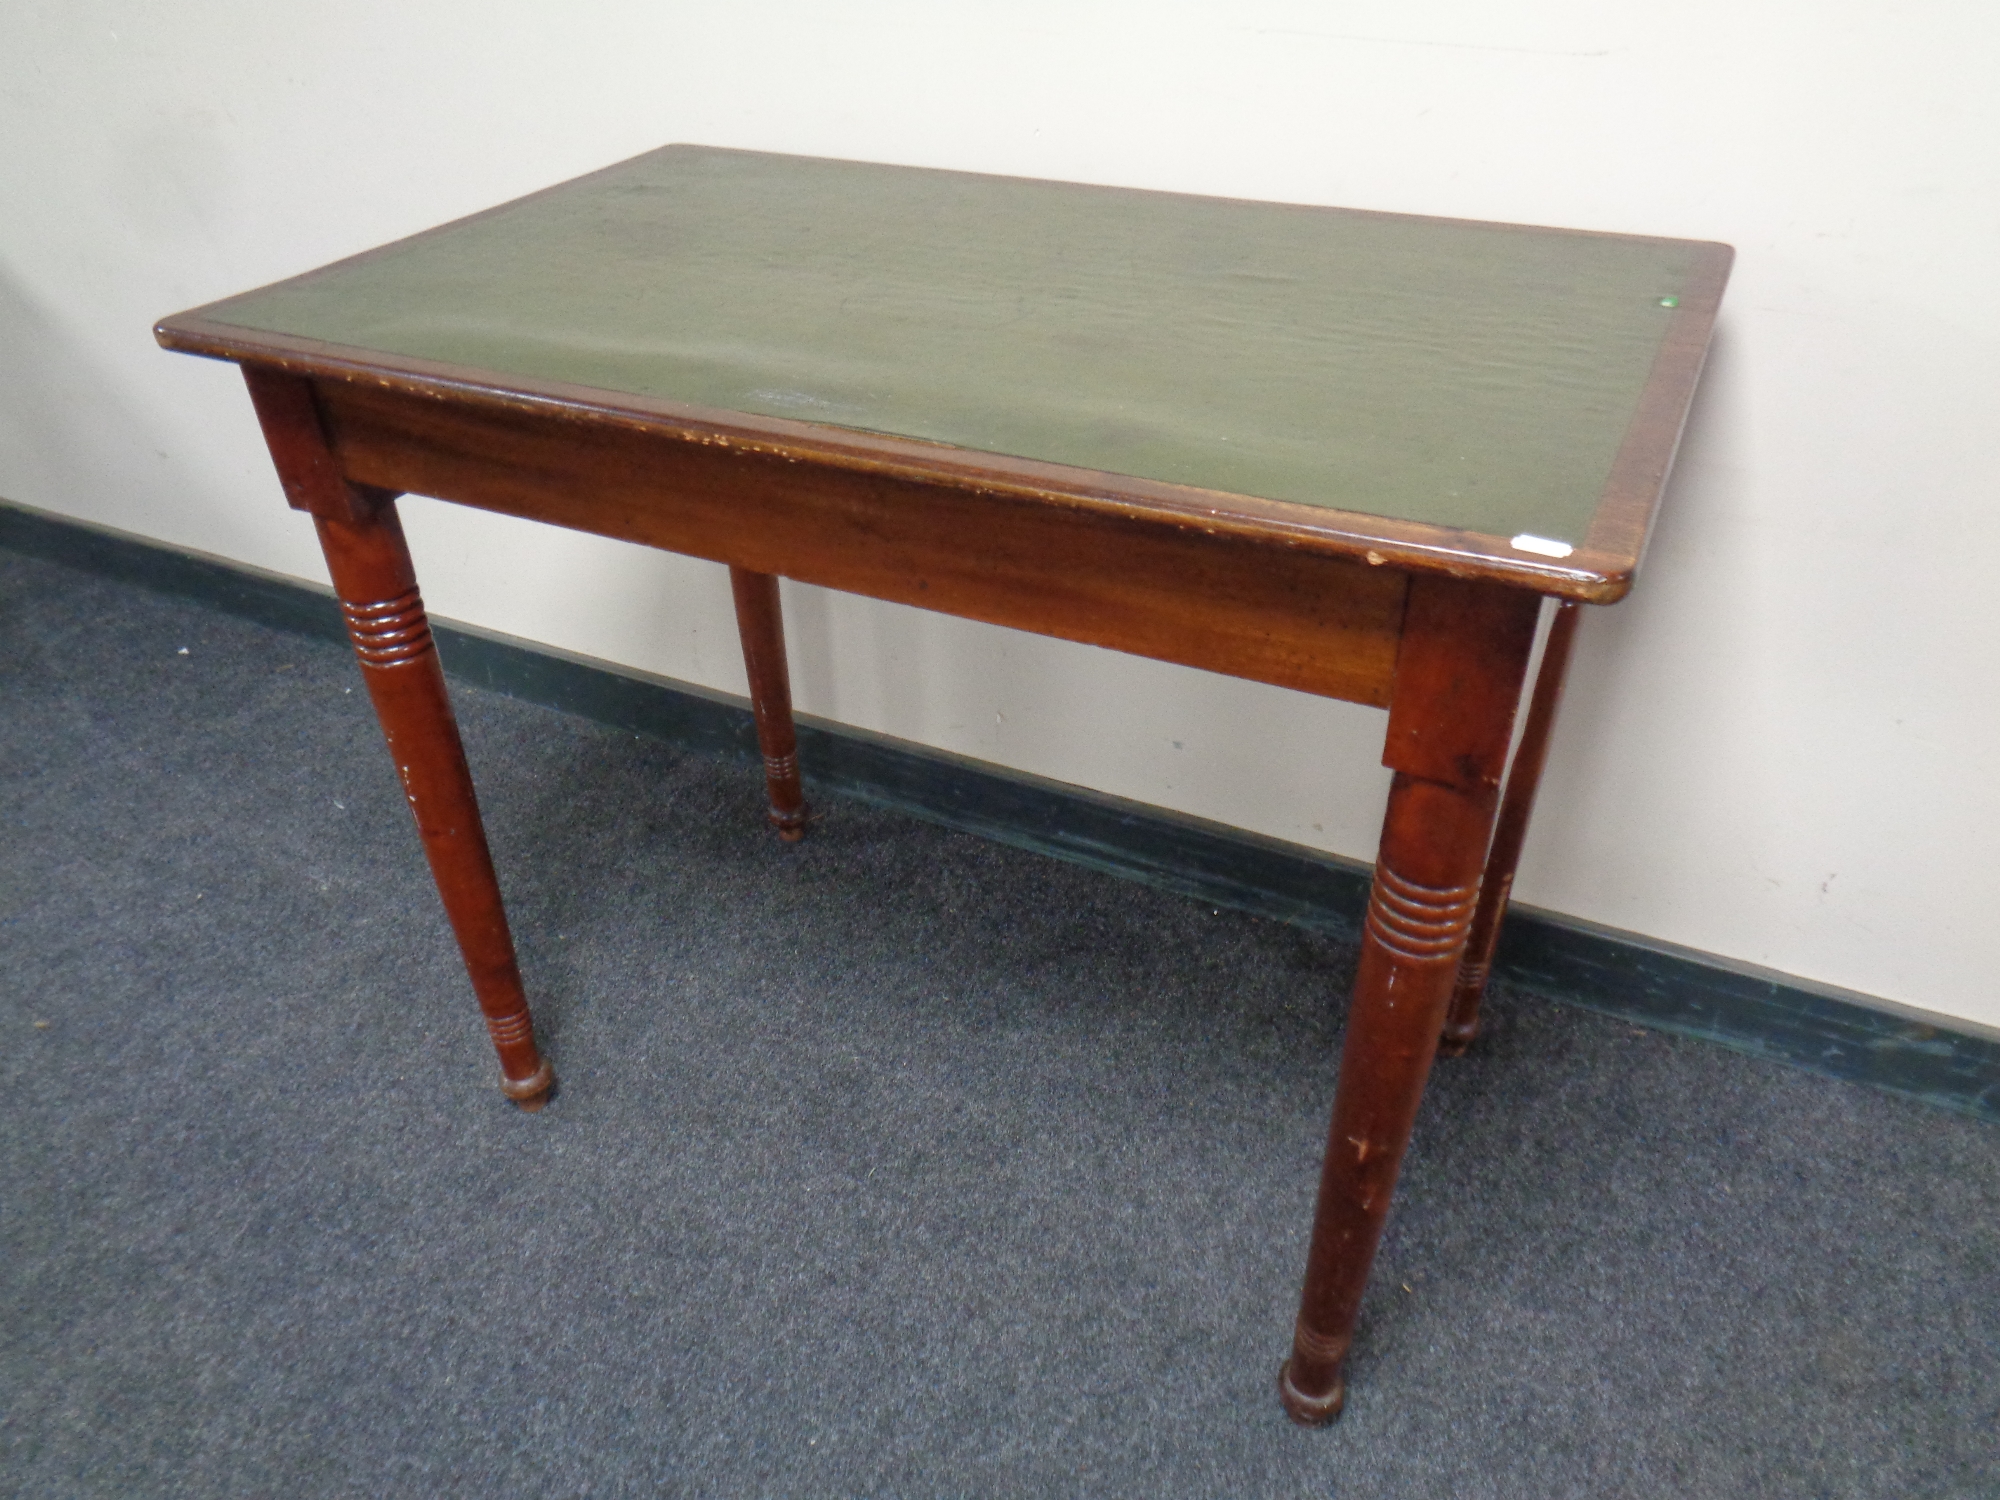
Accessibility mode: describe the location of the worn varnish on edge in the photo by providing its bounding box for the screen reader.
[154,146,1732,606]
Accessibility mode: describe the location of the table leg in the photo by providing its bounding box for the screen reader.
[313,502,555,1109]
[728,566,810,841]
[1280,578,1537,1424]
[1440,601,1582,1056]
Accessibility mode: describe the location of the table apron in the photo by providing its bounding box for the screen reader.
[317,380,1408,708]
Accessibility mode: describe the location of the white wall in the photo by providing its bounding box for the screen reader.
[4,2,1996,1028]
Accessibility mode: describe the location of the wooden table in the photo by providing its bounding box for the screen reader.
[155,145,1729,1424]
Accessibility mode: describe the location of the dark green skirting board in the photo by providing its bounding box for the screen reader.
[6,496,1994,1125]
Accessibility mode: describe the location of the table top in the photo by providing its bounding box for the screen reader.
[158,146,1730,600]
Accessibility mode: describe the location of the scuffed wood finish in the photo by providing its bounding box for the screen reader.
[729,567,810,840]
[310,377,1410,708]
[1442,601,1584,1055]
[245,368,554,1109]
[1280,577,1539,1424]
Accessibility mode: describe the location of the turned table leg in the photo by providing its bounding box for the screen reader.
[728,566,810,841]
[1280,578,1538,1423]
[1440,600,1582,1056]
[244,366,553,1109]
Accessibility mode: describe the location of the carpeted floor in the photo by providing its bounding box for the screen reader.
[2,545,1995,1498]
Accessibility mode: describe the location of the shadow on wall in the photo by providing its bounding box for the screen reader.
[0,265,254,549]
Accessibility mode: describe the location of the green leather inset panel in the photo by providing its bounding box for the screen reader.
[204,146,1702,543]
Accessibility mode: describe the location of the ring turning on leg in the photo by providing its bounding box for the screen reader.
[244,364,555,1110]
[317,504,555,1109]
[1282,801,1493,1424]
[1282,576,1538,1422]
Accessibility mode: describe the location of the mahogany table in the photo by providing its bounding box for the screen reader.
[156,145,1729,1424]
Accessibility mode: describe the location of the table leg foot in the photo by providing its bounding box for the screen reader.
[1278,1355,1348,1426]
[1437,959,1488,1055]
[762,751,810,841]
[500,1058,556,1111]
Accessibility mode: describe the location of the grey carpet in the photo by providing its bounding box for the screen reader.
[1,545,1995,1499]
